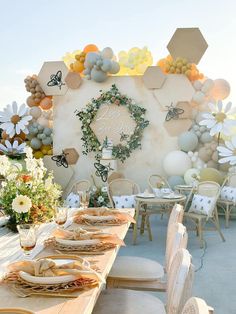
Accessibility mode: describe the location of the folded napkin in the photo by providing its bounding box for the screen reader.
[73,208,135,224]
[53,227,125,246]
[7,258,99,281]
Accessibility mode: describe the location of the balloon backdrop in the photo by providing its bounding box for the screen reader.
[199,167,224,184]
[178,131,199,152]
[168,175,185,189]
[163,150,192,176]
[184,168,200,185]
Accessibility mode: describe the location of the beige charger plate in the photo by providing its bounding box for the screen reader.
[0,309,34,314]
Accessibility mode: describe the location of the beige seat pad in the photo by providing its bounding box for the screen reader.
[93,288,166,314]
[109,256,164,280]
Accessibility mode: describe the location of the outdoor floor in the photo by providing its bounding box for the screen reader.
[118,214,236,314]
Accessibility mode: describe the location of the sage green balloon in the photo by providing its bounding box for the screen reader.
[168,176,185,189]
[178,131,199,152]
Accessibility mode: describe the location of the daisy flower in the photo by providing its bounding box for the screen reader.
[217,136,236,165]
[0,101,32,138]
[0,140,26,156]
[199,100,236,136]
[12,195,32,214]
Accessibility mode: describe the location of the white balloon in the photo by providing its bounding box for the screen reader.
[184,168,200,185]
[163,151,192,176]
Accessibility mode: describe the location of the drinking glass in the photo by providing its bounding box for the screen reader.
[17,224,37,255]
[79,191,90,210]
[55,207,68,227]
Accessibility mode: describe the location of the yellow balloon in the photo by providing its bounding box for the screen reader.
[34,151,44,159]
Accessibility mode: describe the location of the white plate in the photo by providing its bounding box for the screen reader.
[55,237,100,247]
[162,194,184,199]
[136,193,155,198]
[176,185,192,188]
[19,271,76,285]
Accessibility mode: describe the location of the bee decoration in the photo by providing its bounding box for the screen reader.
[165,103,185,122]
[94,160,114,182]
[47,70,65,90]
[51,151,68,168]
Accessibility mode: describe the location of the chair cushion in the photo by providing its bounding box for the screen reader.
[189,194,215,217]
[112,195,136,209]
[65,192,80,208]
[93,289,166,314]
[220,186,236,203]
[109,256,164,280]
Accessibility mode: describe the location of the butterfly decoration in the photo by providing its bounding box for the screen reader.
[165,103,184,122]
[120,132,129,142]
[51,151,68,168]
[47,70,65,90]
[94,161,114,182]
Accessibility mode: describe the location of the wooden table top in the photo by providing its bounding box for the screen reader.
[0,208,134,314]
[135,194,186,204]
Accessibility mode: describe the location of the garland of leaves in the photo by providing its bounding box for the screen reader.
[76,84,149,162]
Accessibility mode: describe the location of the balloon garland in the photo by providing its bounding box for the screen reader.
[76,84,149,162]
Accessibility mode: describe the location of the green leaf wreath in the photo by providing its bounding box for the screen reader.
[76,84,149,162]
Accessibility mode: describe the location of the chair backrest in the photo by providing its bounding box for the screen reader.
[182,297,212,314]
[108,179,140,208]
[165,223,188,273]
[196,181,220,198]
[107,172,125,184]
[166,249,194,314]
[148,174,171,190]
[226,173,236,187]
[70,180,91,194]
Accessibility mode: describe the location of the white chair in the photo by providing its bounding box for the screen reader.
[107,205,186,291]
[69,179,91,194]
[182,297,214,314]
[217,173,236,227]
[94,249,194,314]
[184,181,225,248]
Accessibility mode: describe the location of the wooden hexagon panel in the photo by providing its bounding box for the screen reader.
[143,66,166,89]
[64,148,80,165]
[37,61,69,96]
[154,74,195,109]
[65,72,82,89]
[167,28,208,64]
[90,103,136,145]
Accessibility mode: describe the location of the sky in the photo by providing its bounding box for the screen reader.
[0,0,236,108]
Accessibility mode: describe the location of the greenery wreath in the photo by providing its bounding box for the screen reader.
[76,84,149,162]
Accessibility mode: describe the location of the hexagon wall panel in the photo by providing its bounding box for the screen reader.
[64,148,79,165]
[143,66,166,89]
[167,28,208,64]
[38,61,69,96]
[154,74,195,109]
[65,72,82,89]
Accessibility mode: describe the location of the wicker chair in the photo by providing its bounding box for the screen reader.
[107,205,186,291]
[217,173,236,227]
[184,181,225,248]
[69,180,91,194]
[94,249,194,314]
[182,297,214,314]
[107,172,125,185]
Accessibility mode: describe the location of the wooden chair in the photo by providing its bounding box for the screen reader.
[94,249,194,314]
[107,172,125,184]
[69,179,91,194]
[148,174,171,190]
[217,173,236,227]
[184,181,225,248]
[182,297,214,314]
[107,205,186,291]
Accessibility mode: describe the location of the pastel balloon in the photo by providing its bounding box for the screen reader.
[42,137,52,145]
[30,137,42,150]
[198,147,211,162]
[40,97,52,110]
[101,47,114,59]
[163,150,192,176]
[29,106,42,119]
[193,80,202,91]
[85,52,99,66]
[101,59,112,72]
[168,175,185,189]
[200,132,212,144]
[91,68,107,82]
[37,117,50,128]
[34,151,44,159]
[209,79,230,100]
[184,168,200,185]
[199,167,224,184]
[43,128,52,136]
[109,61,120,74]
[192,91,205,104]
[83,44,99,53]
[178,131,198,152]
[27,96,38,107]
[201,79,214,93]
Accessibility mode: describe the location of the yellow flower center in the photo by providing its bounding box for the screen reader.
[19,201,24,205]
[214,112,226,123]
[11,115,21,124]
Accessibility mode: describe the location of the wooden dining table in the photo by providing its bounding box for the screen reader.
[0,208,134,314]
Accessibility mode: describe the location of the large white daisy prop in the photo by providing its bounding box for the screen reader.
[0,140,26,156]
[199,100,236,136]
[217,136,236,165]
[0,101,32,138]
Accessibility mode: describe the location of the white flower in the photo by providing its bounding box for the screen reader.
[217,136,236,165]
[0,102,32,138]
[0,155,11,176]
[98,196,104,203]
[199,100,236,136]
[101,186,108,192]
[12,195,32,214]
[24,146,33,159]
[0,140,26,156]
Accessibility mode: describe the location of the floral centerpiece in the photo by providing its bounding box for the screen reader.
[0,147,62,231]
[89,186,110,208]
